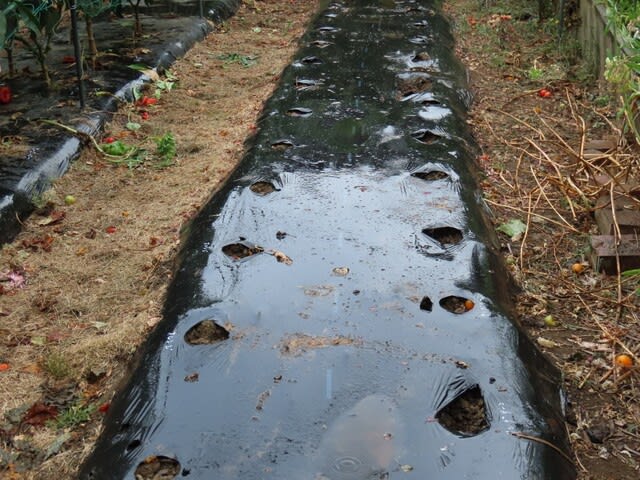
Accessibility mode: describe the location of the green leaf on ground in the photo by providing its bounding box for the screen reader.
[496,219,526,240]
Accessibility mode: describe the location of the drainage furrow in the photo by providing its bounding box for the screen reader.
[80,1,575,479]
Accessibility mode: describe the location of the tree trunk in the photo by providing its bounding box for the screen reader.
[85,16,98,69]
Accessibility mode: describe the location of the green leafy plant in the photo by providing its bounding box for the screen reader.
[100,140,146,168]
[50,403,96,429]
[604,55,640,144]
[622,268,640,295]
[601,0,640,145]
[527,66,544,81]
[154,132,176,167]
[1,0,65,84]
[217,52,258,68]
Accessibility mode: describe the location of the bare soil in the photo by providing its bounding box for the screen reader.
[1,0,639,479]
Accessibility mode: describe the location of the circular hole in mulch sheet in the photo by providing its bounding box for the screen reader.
[411,129,442,144]
[250,181,278,195]
[300,55,323,65]
[419,296,433,312]
[409,36,431,45]
[317,26,340,34]
[439,295,474,314]
[222,242,264,260]
[271,139,295,151]
[184,320,230,345]
[294,78,323,91]
[126,439,142,452]
[435,386,489,437]
[397,73,432,99]
[404,92,441,106]
[411,170,449,181]
[286,107,313,118]
[406,5,432,14]
[412,51,431,62]
[310,40,333,48]
[134,456,181,480]
[422,227,463,246]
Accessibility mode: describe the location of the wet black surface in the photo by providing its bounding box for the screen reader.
[0,1,241,244]
[80,1,576,479]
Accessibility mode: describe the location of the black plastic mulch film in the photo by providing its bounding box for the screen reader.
[80,1,576,479]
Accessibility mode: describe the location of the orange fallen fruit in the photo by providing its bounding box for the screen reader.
[464,299,475,311]
[615,354,634,369]
[571,263,584,274]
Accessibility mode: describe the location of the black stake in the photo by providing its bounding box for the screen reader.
[69,0,86,109]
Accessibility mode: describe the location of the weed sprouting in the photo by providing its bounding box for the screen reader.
[43,353,73,380]
[50,403,96,429]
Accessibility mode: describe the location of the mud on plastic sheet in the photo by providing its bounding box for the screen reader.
[80,1,575,479]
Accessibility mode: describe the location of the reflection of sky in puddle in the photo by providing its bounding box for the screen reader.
[316,395,403,479]
[377,125,403,144]
[418,106,451,121]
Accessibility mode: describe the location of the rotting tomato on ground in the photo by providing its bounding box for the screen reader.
[615,354,634,369]
[0,86,11,104]
[137,96,158,107]
[538,88,552,98]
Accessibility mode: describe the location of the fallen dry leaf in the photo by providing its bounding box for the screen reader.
[22,234,54,251]
[269,249,293,265]
[537,336,560,349]
[22,402,58,426]
[37,210,66,226]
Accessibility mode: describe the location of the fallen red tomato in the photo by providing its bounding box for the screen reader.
[105,226,117,234]
[98,402,110,413]
[538,88,552,98]
[137,96,158,107]
[140,111,150,120]
[0,86,11,104]
[104,136,116,144]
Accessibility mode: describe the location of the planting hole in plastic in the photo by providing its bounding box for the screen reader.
[412,170,449,181]
[439,295,473,314]
[184,320,230,345]
[295,79,323,91]
[126,439,141,452]
[411,129,442,144]
[422,226,463,246]
[397,73,432,99]
[134,456,181,480]
[286,107,313,118]
[250,181,278,195]
[435,386,489,436]
[300,56,323,65]
[222,242,264,260]
[419,296,433,312]
[271,139,295,151]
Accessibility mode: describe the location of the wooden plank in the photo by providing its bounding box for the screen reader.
[590,234,640,274]
[594,195,640,235]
